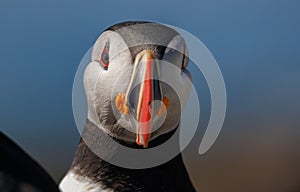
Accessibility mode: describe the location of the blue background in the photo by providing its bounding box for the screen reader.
[1,0,300,191]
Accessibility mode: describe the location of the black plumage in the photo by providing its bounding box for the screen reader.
[0,132,59,192]
[71,120,196,192]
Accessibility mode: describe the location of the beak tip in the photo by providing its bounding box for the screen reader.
[143,143,148,148]
[136,138,149,148]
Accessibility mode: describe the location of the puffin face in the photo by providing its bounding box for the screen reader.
[83,22,191,148]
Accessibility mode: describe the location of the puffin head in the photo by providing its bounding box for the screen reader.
[83,21,191,148]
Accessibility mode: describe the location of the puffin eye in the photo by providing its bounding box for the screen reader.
[163,35,189,70]
[163,48,184,69]
[100,42,110,70]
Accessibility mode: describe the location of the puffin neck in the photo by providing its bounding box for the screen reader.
[82,119,178,150]
[70,120,196,192]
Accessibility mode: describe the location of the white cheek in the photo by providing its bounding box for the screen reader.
[160,62,192,111]
[85,46,133,130]
[180,70,192,110]
[97,48,133,96]
[83,61,104,126]
[109,56,133,131]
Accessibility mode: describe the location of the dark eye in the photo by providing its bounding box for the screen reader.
[100,42,110,69]
[163,48,184,69]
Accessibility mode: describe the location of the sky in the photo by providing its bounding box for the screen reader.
[0,0,300,191]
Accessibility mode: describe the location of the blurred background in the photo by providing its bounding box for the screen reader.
[0,0,299,191]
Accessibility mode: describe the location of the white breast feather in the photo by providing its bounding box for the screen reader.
[59,172,112,192]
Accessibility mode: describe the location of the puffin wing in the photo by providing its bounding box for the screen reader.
[0,132,60,192]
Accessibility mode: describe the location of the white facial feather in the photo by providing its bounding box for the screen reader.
[83,30,192,142]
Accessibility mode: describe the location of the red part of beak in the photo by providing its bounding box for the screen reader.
[136,54,153,148]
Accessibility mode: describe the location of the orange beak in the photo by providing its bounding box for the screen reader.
[126,50,163,148]
[136,51,154,147]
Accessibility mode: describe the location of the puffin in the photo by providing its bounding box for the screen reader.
[60,21,196,192]
[0,132,60,192]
